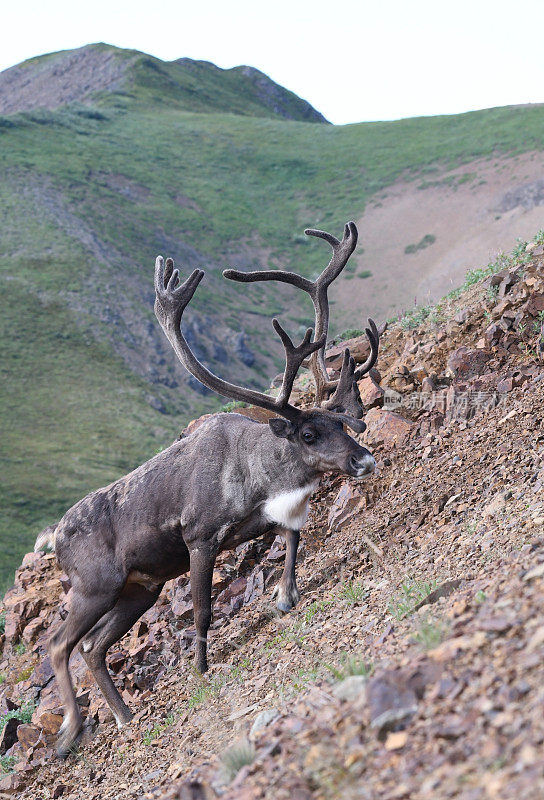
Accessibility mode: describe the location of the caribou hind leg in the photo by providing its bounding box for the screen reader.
[79,582,163,728]
[49,580,124,757]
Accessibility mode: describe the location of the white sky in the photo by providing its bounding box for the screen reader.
[2,0,544,125]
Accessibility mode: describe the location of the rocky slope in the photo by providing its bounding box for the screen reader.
[1,235,543,798]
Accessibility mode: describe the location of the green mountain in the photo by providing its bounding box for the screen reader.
[2,43,544,586]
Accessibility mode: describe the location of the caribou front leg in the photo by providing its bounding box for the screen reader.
[189,542,216,673]
[272,528,300,612]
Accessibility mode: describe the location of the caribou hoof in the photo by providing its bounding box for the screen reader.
[56,714,83,759]
[272,583,300,613]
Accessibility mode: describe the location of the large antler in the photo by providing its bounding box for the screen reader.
[224,222,379,418]
[154,255,325,423]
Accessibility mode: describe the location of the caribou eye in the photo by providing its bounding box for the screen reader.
[302,430,316,443]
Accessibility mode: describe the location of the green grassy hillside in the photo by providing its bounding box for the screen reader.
[1,43,544,586]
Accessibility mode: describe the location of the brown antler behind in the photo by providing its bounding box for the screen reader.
[154,256,324,423]
[224,222,379,417]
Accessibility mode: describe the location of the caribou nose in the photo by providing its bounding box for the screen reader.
[349,453,376,477]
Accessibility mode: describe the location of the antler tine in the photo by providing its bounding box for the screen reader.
[304,222,358,403]
[223,268,313,294]
[323,349,357,410]
[155,256,323,421]
[272,320,326,407]
[224,222,359,405]
[354,318,380,379]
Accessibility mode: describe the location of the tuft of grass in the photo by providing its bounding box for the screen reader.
[413,614,447,650]
[404,234,436,255]
[16,664,34,683]
[13,642,26,656]
[388,576,438,620]
[303,598,334,625]
[337,328,364,342]
[188,676,224,708]
[357,270,372,279]
[326,653,374,680]
[142,713,175,744]
[188,659,251,709]
[0,612,4,634]
[475,590,487,603]
[220,739,256,781]
[338,580,368,604]
[220,400,248,413]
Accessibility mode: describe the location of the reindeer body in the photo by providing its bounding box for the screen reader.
[55,413,322,590]
[43,221,379,756]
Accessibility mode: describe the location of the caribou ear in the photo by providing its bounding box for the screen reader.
[269,418,295,439]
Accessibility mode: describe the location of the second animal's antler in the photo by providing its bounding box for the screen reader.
[224,222,379,418]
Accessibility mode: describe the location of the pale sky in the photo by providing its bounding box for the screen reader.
[2,0,544,125]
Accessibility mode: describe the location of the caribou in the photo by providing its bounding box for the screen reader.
[38,221,379,755]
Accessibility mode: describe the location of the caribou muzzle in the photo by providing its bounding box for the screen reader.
[346,449,376,479]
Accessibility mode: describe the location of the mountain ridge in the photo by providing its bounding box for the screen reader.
[0,43,328,122]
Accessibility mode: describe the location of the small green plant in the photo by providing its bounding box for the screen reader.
[0,754,16,775]
[188,676,224,708]
[16,664,34,683]
[13,642,26,656]
[0,673,5,685]
[326,653,374,680]
[292,665,320,691]
[486,285,499,302]
[220,739,256,782]
[337,328,363,342]
[0,611,5,634]
[388,576,438,620]
[142,712,175,744]
[400,305,433,330]
[220,400,248,413]
[338,580,368,604]
[303,598,333,624]
[413,614,446,650]
[475,590,487,603]
[357,270,372,279]
[0,700,36,734]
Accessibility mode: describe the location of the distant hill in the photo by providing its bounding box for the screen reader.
[1,43,544,584]
[0,43,328,122]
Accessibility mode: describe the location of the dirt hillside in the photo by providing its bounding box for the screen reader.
[341,151,544,326]
[1,235,544,799]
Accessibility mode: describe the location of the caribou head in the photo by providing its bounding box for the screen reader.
[154,221,379,479]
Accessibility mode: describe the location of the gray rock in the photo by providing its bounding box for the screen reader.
[249,709,279,740]
[332,675,368,702]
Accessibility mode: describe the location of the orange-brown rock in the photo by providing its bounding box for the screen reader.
[16,723,42,753]
[328,483,365,531]
[325,335,373,371]
[180,413,214,438]
[358,375,384,409]
[363,408,414,449]
[236,406,275,424]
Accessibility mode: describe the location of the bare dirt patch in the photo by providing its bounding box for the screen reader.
[333,151,544,328]
[0,45,134,116]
